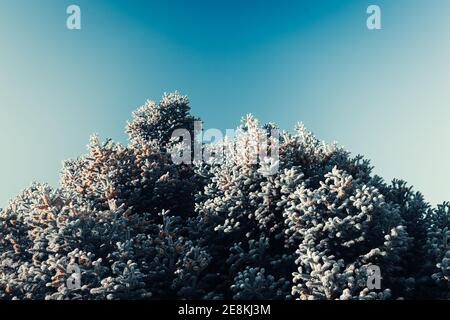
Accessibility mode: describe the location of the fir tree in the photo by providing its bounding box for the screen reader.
[0,92,447,300]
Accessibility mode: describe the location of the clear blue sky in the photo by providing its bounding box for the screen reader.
[1,0,449,206]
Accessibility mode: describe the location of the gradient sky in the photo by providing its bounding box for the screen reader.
[0,0,449,207]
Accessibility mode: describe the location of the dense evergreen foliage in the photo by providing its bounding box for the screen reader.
[0,93,448,300]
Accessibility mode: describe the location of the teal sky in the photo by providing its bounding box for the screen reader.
[0,0,449,207]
